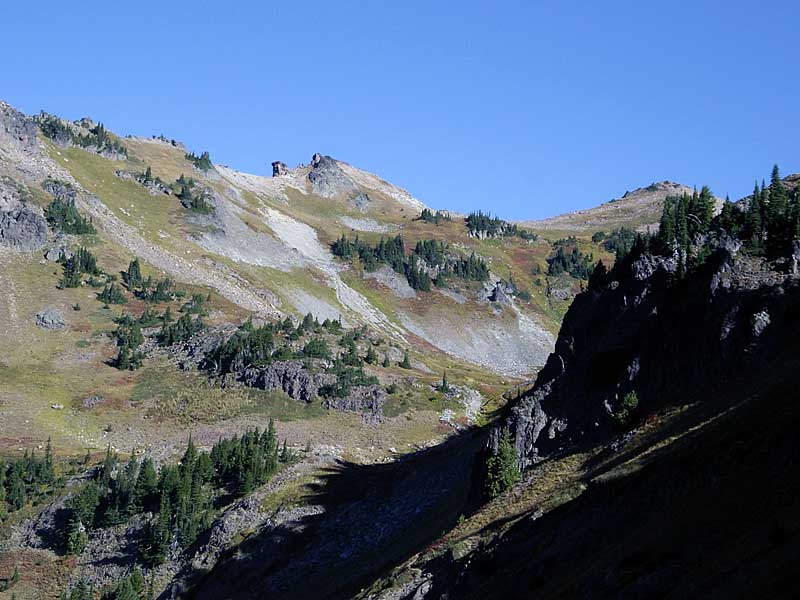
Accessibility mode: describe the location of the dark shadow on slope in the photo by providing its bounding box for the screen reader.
[179,426,489,600]
[422,366,800,599]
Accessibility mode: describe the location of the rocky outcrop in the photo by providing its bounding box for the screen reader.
[364,265,417,299]
[350,192,371,212]
[236,360,335,402]
[323,385,386,421]
[271,161,289,177]
[488,281,514,304]
[36,308,66,330]
[307,154,357,198]
[114,170,171,196]
[228,360,385,417]
[44,234,72,262]
[0,205,48,251]
[42,178,78,202]
[0,101,38,154]
[497,236,800,467]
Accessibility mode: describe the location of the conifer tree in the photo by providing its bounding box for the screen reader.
[365,345,377,365]
[766,164,790,257]
[484,430,519,499]
[657,198,675,254]
[719,198,737,234]
[745,180,764,252]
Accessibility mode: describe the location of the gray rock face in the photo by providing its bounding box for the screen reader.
[0,101,38,154]
[323,385,386,421]
[750,310,770,337]
[498,239,800,468]
[488,281,514,304]
[350,192,370,212]
[45,234,72,262]
[238,360,335,402]
[0,177,30,212]
[307,154,357,198]
[36,308,66,330]
[364,265,417,299]
[0,205,48,251]
[213,354,383,416]
[271,161,289,177]
[42,178,77,202]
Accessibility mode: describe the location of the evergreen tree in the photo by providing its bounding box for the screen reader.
[696,185,715,231]
[0,465,6,514]
[8,468,25,510]
[365,345,377,365]
[718,198,737,234]
[134,457,158,511]
[123,258,143,289]
[484,430,519,499]
[399,350,411,369]
[744,180,764,252]
[587,260,608,292]
[766,164,790,257]
[675,195,689,277]
[140,494,170,566]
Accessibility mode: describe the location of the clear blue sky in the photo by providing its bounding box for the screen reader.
[2,1,797,220]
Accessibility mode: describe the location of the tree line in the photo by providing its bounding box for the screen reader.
[331,234,490,290]
[465,210,537,240]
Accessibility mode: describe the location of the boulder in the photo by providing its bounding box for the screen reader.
[45,234,72,262]
[36,308,66,330]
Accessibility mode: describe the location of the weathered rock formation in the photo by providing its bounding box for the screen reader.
[323,385,386,421]
[237,360,335,402]
[307,154,357,198]
[271,161,289,177]
[42,178,77,203]
[0,205,48,251]
[44,234,72,262]
[497,235,800,467]
[0,101,38,155]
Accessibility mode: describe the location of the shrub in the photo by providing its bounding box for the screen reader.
[612,391,639,428]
